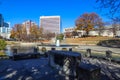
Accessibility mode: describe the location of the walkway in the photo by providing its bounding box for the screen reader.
[0,58,62,80]
[76,45,120,54]
[82,57,120,80]
[0,57,120,80]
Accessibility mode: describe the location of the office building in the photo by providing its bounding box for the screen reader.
[22,20,37,35]
[40,16,61,34]
[0,14,11,39]
[64,27,86,38]
[0,22,11,39]
[0,14,4,27]
[4,22,9,27]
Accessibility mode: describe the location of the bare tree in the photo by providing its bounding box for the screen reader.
[96,0,120,18]
[111,18,120,37]
[42,31,55,40]
[96,19,105,36]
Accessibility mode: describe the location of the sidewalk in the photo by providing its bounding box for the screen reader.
[0,61,7,73]
[0,57,120,80]
[76,45,120,54]
[82,57,120,80]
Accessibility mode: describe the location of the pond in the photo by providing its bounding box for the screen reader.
[2,45,120,63]
[4,44,76,57]
[4,45,36,57]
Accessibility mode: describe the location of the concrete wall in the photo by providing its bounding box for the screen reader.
[116,31,120,36]
[89,31,99,36]
[101,30,113,37]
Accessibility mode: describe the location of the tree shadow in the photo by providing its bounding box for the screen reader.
[0,57,66,80]
[82,57,120,80]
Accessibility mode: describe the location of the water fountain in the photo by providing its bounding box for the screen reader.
[56,40,60,47]
[37,39,77,51]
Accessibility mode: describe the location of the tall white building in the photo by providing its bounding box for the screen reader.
[0,22,11,39]
[40,16,61,34]
[22,20,37,35]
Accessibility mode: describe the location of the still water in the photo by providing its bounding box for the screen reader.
[5,45,36,56]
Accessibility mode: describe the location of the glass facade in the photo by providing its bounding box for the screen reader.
[0,14,11,39]
[1,27,6,33]
[4,22,9,27]
[0,14,4,27]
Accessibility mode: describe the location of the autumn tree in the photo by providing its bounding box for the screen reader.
[10,24,28,41]
[21,25,27,41]
[10,23,44,42]
[39,27,43,39]
[65,32,72,38]
[10,24,23,41]
[56,34,64,41]
[10,27,16,39]
[29,25,39,41]
[76,13,103,36]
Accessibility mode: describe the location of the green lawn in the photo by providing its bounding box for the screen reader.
[0,51,8,59]
[0,51,6,56]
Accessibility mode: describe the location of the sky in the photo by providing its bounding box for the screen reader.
[0,0,109,31]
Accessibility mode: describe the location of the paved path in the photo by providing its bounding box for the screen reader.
[76,45,120,54]
[82,57,120,80]
[0,58,62,80]
[0,57,120,80]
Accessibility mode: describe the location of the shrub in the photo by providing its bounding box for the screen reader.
[56,34,64,41]
[41,47,46,52]
[97,39,120,47]
[0,39,7,50]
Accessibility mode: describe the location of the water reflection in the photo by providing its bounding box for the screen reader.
[5,45,35,56]
[5,45,12,56]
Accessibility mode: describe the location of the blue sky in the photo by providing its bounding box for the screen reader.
[0,0,109,31]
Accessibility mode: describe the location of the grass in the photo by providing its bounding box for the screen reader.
[112,54,120,61]
[0,51,8,59]
[6,41,20,45]
[0,51,6,56]
[65,37,113,45]
[97,39,120,47]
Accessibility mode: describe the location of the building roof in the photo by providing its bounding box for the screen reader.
[40,16,60,19]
